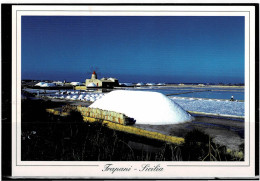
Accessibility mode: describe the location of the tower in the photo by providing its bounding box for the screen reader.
[91,71,97,79]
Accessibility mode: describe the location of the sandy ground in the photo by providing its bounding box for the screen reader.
[134,116,244,151]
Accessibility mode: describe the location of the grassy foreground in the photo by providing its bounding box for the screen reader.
[21,99,244,161]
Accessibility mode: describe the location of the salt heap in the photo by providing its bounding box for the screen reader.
[87,83,97,87]
[71,82,83,86]
[136,82,144,86]
[90,90,193,125]
[35,82,56,87]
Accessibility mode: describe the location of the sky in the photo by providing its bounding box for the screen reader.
[22,16,245,83]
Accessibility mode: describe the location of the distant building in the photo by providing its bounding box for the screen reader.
[85,71,119,88]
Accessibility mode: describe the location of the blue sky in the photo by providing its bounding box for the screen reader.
[22,16,244,83]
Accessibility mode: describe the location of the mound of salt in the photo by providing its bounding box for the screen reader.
[35,82,56,87]
[87,83,97,87]
[136,82,144,86]
[146,83,155,86]
[71,82,83,86]
[35,82,45,86]
[90,90,193,125]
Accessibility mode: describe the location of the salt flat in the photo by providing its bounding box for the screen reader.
[25,88,245,117]
[170,97,244,117]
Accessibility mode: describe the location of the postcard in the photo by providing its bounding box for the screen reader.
[4,3,258,179]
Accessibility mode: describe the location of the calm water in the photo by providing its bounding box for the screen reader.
[126,86,244,101]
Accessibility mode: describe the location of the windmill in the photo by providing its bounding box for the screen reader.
[86,66,102,79]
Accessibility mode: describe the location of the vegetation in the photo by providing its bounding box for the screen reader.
[21,99,244,161]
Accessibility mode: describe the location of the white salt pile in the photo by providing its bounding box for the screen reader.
[87,83,97,87]
[71,82,83,86]
[35,82,45,86]
[146,83,155,86]
[136,82,144,86]
[90,90,193,125]
[35,82,56,87]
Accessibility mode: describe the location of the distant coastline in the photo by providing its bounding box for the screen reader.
[163,85,245,89]
[22,79,244,87]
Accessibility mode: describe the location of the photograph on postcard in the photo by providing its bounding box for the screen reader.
[20,15,245,162]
